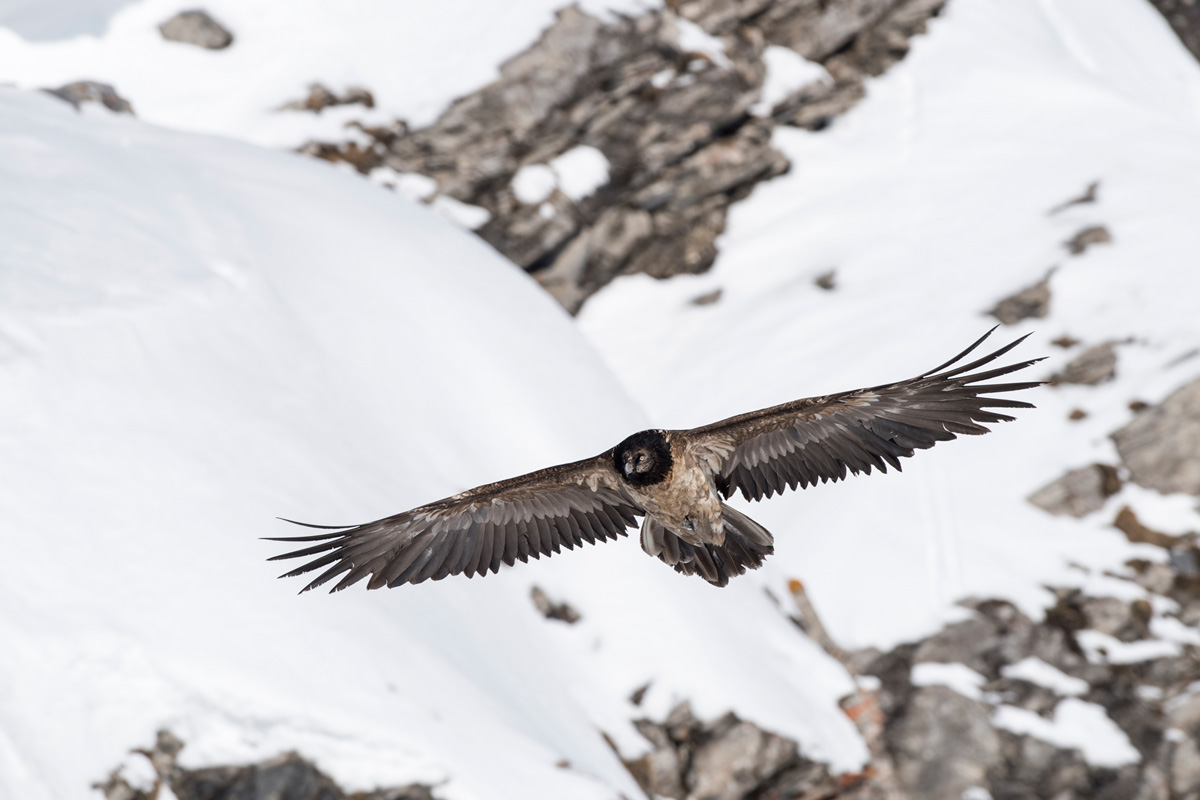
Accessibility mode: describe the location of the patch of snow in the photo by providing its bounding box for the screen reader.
[394,172,439,202]
[1151,615,1200,647]
[116,753,157,793]
[911,662,987,700]
[650,68,675,89]
[856,675,882,691]
[1076,630,1182,665]
[962,788,993,800]
[538,202,557,220]
[551,145,610,201]
[1165,727,1188,743]
[1137,685,1164,702]
[1001,658,1088,697]
[430,194,492,229]
[992,700,1140,768]
[513,163,558,205]
[673,17,730,69]
[751,45,831,116]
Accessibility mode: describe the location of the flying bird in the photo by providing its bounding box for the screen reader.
[268,328,1042,590]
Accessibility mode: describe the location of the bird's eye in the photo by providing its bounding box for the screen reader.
[635,454,645,466]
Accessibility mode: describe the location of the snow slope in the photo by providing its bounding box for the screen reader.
[580,0,1200,649]
[0,87,864,800]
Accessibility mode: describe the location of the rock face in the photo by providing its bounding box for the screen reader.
[1112,377,1200,496]
[43,81,134,114]
[159,10,234,50]
[301,0,947,312]
[1027,463,1122,518]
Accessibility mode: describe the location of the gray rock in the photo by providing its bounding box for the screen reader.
[172,753,344,800]
[1112,377,1200,496]
[1051,342,1118,385]
[159,10,233,50]
[1049,180,1100,215]
[989,274,1052,325]
[889,686,1001,800]
[44,81,134,114]
[530,584,581,623]
[1028,463,1122,518]
[1065,224,1112,255]
[279,84,375,113]
[96,730,442,800]
[1171,734,1200,796]
[992,730,1090,800]
[687,715,798,800]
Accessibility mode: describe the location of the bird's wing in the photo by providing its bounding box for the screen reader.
[687,328,1043,502]
[266,453,641,592]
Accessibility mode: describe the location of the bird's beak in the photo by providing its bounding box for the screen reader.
[623,454,635,476]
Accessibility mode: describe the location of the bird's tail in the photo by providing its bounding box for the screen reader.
[640,503,774,587]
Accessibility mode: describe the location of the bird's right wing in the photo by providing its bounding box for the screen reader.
[266,453,642,592]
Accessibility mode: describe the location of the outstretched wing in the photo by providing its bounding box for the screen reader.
[267,454,642,592]
[688,328,1043,502]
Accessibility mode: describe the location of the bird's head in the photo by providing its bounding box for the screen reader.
[613,429,672,487]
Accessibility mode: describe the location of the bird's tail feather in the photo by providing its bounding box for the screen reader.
[640,504,774,587]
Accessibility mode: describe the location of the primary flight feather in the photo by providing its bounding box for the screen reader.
[268,328,1042,590]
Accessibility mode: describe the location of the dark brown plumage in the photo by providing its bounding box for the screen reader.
[268,328,1043,590]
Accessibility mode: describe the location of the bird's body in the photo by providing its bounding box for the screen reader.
[618,431,725,546]
[268,329,1043,590]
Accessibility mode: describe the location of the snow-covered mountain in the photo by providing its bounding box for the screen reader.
[2,0,1200,799]
[0,84,860,800]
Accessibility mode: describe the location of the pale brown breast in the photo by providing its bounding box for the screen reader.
[627,434,725,546]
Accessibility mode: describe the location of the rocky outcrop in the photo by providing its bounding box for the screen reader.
[159,10,234,50]
[624,701,874,800]
[1112,376,1200,496]
[96,730,441,800]
[1028,463,1122,518]
[43,81,134,114]
[298,0,947,312]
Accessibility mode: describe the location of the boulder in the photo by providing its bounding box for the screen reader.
[159,10,234,50]
[44,81,134,114]
[1112,377,1200,496]
[1027,463,1122,517]
[1050,342,1118,386]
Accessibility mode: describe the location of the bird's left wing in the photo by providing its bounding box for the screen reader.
[266,453,642,592]
[687,329,1043,502]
